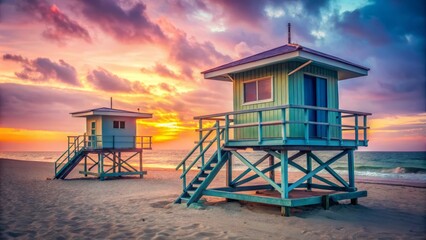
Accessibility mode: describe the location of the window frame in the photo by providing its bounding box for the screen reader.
[119,121,125,129]
[242,76,274,105]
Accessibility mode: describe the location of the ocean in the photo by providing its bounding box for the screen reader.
[1,150,425,182]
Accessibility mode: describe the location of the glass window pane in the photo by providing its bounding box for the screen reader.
[258,78,271,100]
[244,81,257,102]
[113,121,119,128]
[120,121,125,129]
[91,122,96,128]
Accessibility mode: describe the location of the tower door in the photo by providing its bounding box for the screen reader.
[304,75,328,138]
[89,121,97,148]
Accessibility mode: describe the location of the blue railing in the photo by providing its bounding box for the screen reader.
[193,104,371,147]
[55,134,152,176]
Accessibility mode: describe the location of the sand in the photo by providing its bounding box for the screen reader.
[0,158,425,240]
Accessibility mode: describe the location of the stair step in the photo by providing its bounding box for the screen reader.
[199,173,208,178]
[181,197,190,202]
[193,179,202,184]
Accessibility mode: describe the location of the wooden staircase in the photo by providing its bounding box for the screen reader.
[54,135,86,179]
[175,122,229,206]
[175,150,229,205]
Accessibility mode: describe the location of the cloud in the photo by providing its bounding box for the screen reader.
[334,0,425,116]
[141,63,180,79]
[13,0,91,44]
[2,54,29,63]
[334,0,425,47]
[160,20,232,78]
[0,83,104,131]
[3,54,80,86]
[87,67,150,93]
[158,82,176,93]
[76,0,165,43]
[210,0,266,28]
[234,41,255,58]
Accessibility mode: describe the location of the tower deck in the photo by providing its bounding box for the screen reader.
[175,105,371,216]
[54,135,152,180]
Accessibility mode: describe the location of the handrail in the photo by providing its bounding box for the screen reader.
[55,134,152,176]
[192,104,370,146]
[180,129,224,178]
[55,135,84,174]
[194,104,371,119]
[175,123,217,170]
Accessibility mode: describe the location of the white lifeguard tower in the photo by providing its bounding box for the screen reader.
[54,106,153,180]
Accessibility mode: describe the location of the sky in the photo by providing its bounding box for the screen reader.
[0,0,425,151]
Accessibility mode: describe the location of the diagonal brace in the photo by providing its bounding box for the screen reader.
[309,152,349,188]
[107,152,138,172]
[269,150,339,187]
[288,160,339,187]
[231,151,283,194]
[230,153,271,186]
[234,151,306,186]
[288,150,348,191]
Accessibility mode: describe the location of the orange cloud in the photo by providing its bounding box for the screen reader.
[0,127,79,151]
[366,113,426,151]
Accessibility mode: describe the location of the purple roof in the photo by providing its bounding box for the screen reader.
[202,44,369,74]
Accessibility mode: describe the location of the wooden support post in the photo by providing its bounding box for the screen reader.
[216,120,222,163]
[84,156,87,177]
[304,109,309,144]
[99,153,105,181]
[351,198,358,205]
[281,108,287,143]
[348,150,355,192]
[182,163,187,191]
[140,150,143,178]
[113,152,116,173]
[326,110,331,144]
[363,115,368,146]
[307,152,312,191]
[281,206,291,217]
[280,150,290,217]
[224,115,230,144]
[67,136,70,162]
[226,152,233,202]
[355,115,359,145]
[322,195,330,210]
[226,153,232,187]
[269,155,275,183]
[257,111,263,144]
[118,152,121,173]
[338,112,343,145]
[199,119,204,167]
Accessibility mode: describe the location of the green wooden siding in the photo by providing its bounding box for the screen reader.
[233,61,339,140]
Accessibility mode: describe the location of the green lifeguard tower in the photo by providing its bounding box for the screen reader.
[175,37,371,216]
[54,106,153,180]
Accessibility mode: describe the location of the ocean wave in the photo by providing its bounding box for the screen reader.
[333,166,426,174]
[354,166,426,174]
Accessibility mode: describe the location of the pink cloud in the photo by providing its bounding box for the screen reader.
[3,54,80,86]
[14,0,91,44]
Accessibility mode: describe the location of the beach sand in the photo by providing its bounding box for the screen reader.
[0,158,425,239]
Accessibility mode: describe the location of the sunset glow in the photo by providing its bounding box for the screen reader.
[0,0,424,151]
